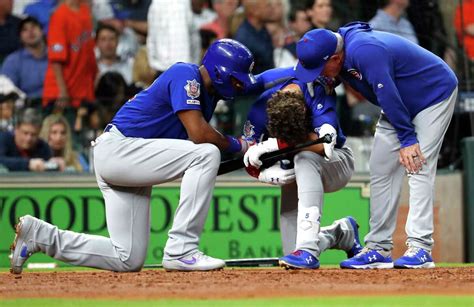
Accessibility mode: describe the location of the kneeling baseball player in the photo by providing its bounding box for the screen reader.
[10,39,256,273]
[243,72,362,269]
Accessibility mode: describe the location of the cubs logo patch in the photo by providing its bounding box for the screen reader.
[184,79,200,99]
[243,120,255,140]
[347,68,363,80]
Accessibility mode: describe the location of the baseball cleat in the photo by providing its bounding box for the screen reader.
[394,246,435,269]
[162,251,225,271]
[343,216,364,258]
[279,250,320,270]
[340,247,393,269]
[10,215,39,274]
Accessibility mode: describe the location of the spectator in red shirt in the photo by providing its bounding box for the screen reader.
[455,0,474,61]
[42,0,97,113]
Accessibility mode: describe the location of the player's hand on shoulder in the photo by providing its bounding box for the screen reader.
[258,161,295,186]
[243,138,280,168]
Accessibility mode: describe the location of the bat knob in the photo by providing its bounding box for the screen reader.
[323,133,333,143]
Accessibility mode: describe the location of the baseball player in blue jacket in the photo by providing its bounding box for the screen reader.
[10,39,257,273]
[243,71,362,269]
[293,22,458,269]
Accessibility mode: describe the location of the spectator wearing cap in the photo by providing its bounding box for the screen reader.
[0,108,65,172]
[0,75,19,132]
[1,17,47,100]
[0,93,15,133]
[96,24,134,85]
[0,0,22,64]
[0,75,26,132]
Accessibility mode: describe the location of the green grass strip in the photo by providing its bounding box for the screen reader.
[1,296,473,307]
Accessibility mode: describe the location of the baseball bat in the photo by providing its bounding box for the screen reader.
[217,134,332,175]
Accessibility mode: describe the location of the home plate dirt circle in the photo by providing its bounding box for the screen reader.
[1,267,473,300]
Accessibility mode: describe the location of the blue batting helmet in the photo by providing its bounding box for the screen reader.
[202,39,256,99]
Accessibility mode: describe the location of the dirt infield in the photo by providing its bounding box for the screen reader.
[0,267,473,300]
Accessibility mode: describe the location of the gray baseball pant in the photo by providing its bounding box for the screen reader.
[27,126,220,271]
[280,147,355,257]
[365,87,458,252]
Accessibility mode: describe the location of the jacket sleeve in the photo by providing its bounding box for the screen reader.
[37,140,52,161]
[353,44,417,148]
[0,133,30,171]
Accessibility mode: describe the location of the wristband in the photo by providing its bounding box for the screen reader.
[277,139,289,149]
[225,135,242,153]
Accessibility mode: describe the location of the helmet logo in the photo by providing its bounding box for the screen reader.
[249,61,255,73]
[184,79,201,99]
[214,68,222,81]
[243,120,255,140]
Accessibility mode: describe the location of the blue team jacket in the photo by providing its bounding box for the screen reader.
[337,22,457,147]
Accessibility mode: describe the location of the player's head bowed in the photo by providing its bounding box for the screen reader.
[202,39,257,100]
[295,29,345,82]
[266,91,311,145]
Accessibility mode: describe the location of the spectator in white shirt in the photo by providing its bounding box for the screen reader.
[146,0,194,73]
[96,24,134,85]
[191,0,217,64]
[92,0,140,60]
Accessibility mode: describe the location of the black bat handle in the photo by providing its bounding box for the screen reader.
[217,134,332,175]
[260,133,332,163]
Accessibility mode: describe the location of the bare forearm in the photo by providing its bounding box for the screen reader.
[189,124,229,151]
[126,20,148,36]
[52,62,67,95]
[303,133,325,156]
[466,24,474,36]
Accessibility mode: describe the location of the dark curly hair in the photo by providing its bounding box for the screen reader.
[266,91,311,145]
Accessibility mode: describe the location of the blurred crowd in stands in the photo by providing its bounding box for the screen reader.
[0,0,472,173]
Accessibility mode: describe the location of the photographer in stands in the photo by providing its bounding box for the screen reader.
[0,108,65,172]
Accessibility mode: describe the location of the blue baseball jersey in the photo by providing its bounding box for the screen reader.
[337,22,458,148]
[255,66,295,91]
[112,63,218,139]
[243,78,346,148]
